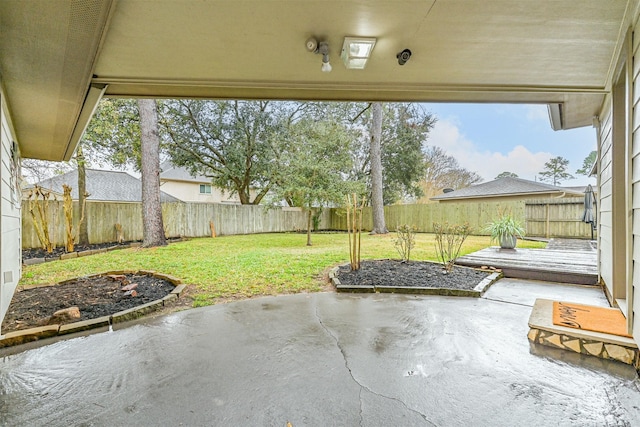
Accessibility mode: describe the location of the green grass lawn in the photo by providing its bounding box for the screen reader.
[21,233,546,307]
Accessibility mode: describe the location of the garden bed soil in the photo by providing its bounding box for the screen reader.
[1,274,176,333]
[22,241,137,262]
[337,259,491,290]
[21,238,186,262]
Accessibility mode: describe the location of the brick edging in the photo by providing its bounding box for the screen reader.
[0,271,187,348]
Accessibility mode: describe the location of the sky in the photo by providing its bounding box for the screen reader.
[420,103,597,187]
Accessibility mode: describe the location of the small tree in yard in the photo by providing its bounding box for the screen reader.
[26,186,57,253]
[433,222,472,272]
[394,224,416,263]
[275,118,363,246]
[62,185,75,252]
[346,193,366,271]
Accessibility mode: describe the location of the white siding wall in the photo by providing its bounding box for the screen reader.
[598,97,614,298]
[0,88,22,336]
[632,23,640,342]
[160,180,240,203]
[160,180,257,204]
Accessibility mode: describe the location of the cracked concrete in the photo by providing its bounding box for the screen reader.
[314,304,435,426]
[1,281,639,426]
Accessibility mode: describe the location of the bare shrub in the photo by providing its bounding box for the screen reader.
[433,222,472,272]
[394,224,416,262]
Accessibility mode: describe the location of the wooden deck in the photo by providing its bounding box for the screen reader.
[456,246,598,285]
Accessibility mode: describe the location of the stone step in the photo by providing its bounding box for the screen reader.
[528,298,639,370]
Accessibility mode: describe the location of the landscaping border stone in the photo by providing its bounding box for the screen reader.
[331,263,502,297]
[0,270,187,348]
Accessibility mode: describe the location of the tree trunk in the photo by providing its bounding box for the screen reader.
[138,99,167,247]
[306,208,312,246]
[76,144,89,246]
[370,102,388,234]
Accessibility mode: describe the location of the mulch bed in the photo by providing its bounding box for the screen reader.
[22,241,137,262]
[337,259,491,290]
[1,274,175,334]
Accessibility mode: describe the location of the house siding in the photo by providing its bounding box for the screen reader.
[632,18,640,342]
[601,10,640,343]
[0,86,22,336]
[160,180,256,204]
[599,96,614,299]
[160,180,234,203]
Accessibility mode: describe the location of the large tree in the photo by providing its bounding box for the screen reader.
[75,145,89,246]
[138,99,167,247]
[576,150,597,176]
[419,146,482,200]
[539,156,574,185]
[160,99,305,205]
[77,98,166,247]
[340,102,436,205]
[369,102,387,234]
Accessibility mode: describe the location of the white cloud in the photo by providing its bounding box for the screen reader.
[525,105,549,122]
[428,119,553,182]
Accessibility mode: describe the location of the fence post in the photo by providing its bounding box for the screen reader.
[546,203,550,238]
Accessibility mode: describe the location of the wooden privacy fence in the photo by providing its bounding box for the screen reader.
[327,201,524,234]
[328,198,594,239]
[525,197,594,239]
[21,201,330,249]
[21,197,594,249]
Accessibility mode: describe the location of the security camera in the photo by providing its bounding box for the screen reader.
[397,49,412,65]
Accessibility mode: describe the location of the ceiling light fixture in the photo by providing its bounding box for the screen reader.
[341,37,376,69]
[306,37,332,73]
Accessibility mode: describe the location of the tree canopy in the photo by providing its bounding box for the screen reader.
[46,99,451,213]
[81,98,142,170]
[418,146,482,200]
[539,156,574,185]
[159,100,304,204]
[337,102,436,204]
[576,150,596,176]
[495,171,518,179]
[274,117,363,244]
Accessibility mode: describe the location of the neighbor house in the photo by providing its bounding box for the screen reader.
[0,1,639,351]
[430,177,586,203]
[25,169,182,203]
[159,161,246,204]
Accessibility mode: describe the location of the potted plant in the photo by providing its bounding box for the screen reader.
[485,214,525,249]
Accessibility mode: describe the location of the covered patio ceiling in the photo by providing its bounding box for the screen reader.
[0,0,636,161]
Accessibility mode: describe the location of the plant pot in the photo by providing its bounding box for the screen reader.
[499,234,517,249]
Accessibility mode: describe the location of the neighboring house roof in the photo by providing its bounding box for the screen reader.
[160,161,211,184]
[431,177,584,201]
[27,169,182,203]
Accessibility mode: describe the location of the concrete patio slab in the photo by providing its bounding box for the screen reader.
[1,284,638,426]
[482,277,610,307]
